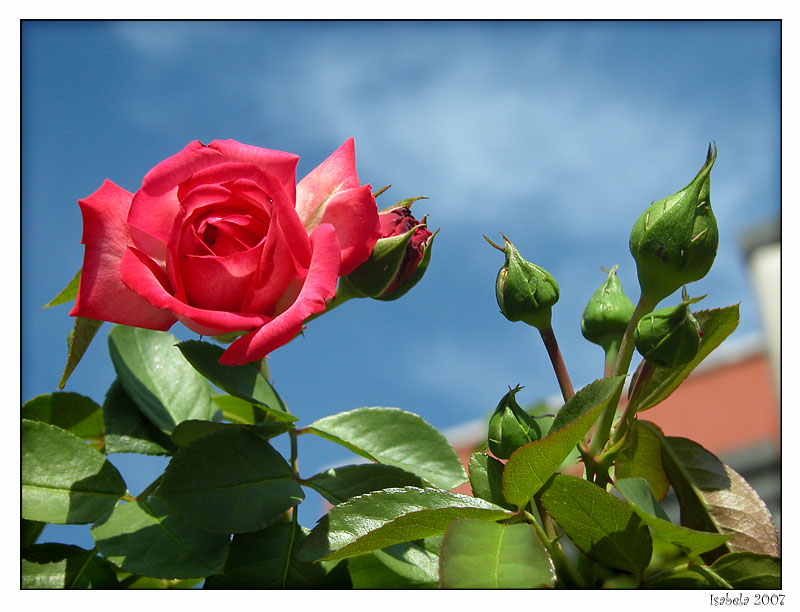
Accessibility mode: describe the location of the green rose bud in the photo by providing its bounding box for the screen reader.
[487,386,541,459]
[634,290,705,367]
[629,143,719,305]
[581,265,635,352]
[486,234,559,331]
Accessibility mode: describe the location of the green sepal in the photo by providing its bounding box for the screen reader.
[43,268,81,308]
[375,228,437,301]
[487,385,541,459]
[58,317,103,389]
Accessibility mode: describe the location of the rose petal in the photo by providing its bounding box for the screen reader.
[219,223,341,365]
[120,247,270,333]
[296,138,362,231]
[180,247,262,313]
[317,184,381,275]
[70,180,176,330]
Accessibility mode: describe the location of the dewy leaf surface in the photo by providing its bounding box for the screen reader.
[306,407,467,490]
[21,543,118,589]
[177,340,295,423]
[655,431,780,562]
[299,487,511,562]
[614,420,670,501]
[156,426,303,534]
[439,519,555,588]
[614,477,731,559]
[108,326,216,434]
[91,494,230,579]
[21,420,127,524]
[538,473,652,576]
[502,377,625,508]
[638,306,739,411]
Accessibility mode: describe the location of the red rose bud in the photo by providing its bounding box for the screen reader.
[342,199,435,301]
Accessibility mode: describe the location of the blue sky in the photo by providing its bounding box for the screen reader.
[21,20,780,544]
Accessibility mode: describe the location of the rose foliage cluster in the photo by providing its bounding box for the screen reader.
[22,140,779,589]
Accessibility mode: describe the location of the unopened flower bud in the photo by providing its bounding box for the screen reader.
[487,386,541,459]
[634,290,705,367]
[629,143,719,305]
[487,235,559,331]
[581,265,635,352]
[343,198,435,301]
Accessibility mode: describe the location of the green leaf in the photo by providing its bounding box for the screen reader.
[299,487,511,562]
[204,522,346,589]
[615,477,731,559]
[638,306,739,411]
[711,552,781,589]
[439,519,555,588]
[91,494,230,579]
[305,463,429,505]
[643,569,710,589]
[502,377,625,508]
[43,269,81,308]
[108,326,217,434]
[170,419,292,447]
[22,392,104,443]
[305,407,467,490]
[468,453,514,510]
[373,539,441,586]
[348,552,432,588]
[121,576,204,589]
[538,473,652,576]
[22,543,119,589]
[177,340,295,422]
[614,420,670,501]
[58,317,103,389]
[103,379,176,456]
[22,420,127,524]
[156,426,303,534]
[212,394,268,424]
[655,430,780,563]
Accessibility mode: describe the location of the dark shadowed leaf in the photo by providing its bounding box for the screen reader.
[22,392,104,443]
[638,306,739,411]
[655,430,779,563]
[21,520,46,550]
[299,487,511,562]
[439,519,555,588]
[177,340,295,422]
[502,377,625,508]
[108,326,217,434]
[204,522,347,589]
[22,420,127,524]
[615,420,670,501]
[347,552,433,588]
[306,407,467,490]
[615,477,730,559]
[539,473,652,576]
[468,453,513,510]
[58,317,103,389]
[156,426,303,534]
[22,543,118,589]
[306,463,428,505]
[711,552,781,589]
[170,419,292,447]
[91,494,230,579]
[103,379,175,456]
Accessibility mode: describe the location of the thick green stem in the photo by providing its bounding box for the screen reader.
[525,511,587,588]
[539,326,575,402]
[610,359,656,445]
[602,337,621,379]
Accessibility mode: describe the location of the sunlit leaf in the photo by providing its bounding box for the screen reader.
[615,420,670,501]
